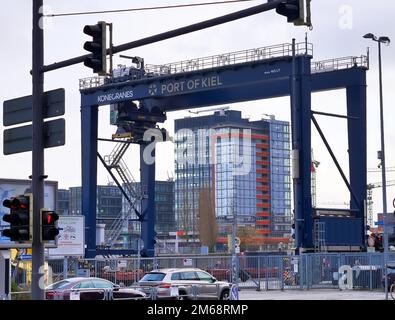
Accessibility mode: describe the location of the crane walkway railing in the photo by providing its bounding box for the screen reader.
[79,42,313,90]
[80,42,368,91]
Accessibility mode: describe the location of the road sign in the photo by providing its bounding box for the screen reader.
[230,284,239,300]
[3,88,65,126]
[3,118,65,155]
[19,254,32,261]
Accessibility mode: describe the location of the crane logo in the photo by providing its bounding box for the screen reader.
[148,84,158,96]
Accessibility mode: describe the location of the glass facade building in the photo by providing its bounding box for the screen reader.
[175,110,291,248]
[68,182,174,237]
[56,189,70,216]
[123,180,175,236]
[69,185,123,230]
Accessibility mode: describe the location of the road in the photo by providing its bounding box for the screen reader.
[238,289,386,300]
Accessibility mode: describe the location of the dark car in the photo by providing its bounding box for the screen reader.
[45,277,146,300]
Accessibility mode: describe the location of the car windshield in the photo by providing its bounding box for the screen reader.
[46,280,72,290]
[140,272,166,281]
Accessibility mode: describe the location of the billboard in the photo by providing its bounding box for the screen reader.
[0,178,57,245]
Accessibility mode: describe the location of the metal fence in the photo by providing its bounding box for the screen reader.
[12,252,395,296]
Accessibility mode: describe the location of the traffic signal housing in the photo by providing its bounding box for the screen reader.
[276,0,311,26]
[83,21,107,75]
[370,233,384,252]
[2,194,32,242]
[291,223,295,239]
[41,210,60,242]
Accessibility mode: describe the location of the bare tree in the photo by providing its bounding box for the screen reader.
[236,226,261,252]
[198,187,218,252]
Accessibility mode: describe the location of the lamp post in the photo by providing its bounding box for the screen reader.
[231,196,239,285]
[363,33,391,300]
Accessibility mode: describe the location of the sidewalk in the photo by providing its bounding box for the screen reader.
[238,289,386,300]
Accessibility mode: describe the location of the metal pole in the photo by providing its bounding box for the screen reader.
[63,257,68,280]
[378,40,389,300]
[32,0,45,300]
[231,196,238,285]
[290,38,301,253]
[232,214,237,282]
[108,23,113,77]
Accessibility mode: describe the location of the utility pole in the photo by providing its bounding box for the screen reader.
[31,0,45,300]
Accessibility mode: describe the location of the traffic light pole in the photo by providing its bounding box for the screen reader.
[41,0,284,73]
[32,0,45,300]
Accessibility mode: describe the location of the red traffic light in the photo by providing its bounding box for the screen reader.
[42,211,59,224]
[3,197,29,210]
[2,194,32,242]
[48,212,59,224]
[41,210,60,242]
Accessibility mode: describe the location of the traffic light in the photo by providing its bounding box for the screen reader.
[371,233,384,252]
[83,21,107,75]
[41,210,59,242]
[291,223,295,239]
[276,0,311,26]
[152,230,158,246]
[2,194,32,242]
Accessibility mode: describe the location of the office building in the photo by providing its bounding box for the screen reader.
[174,110,291,250]
[123,180,175,236]
[56,189,70,216]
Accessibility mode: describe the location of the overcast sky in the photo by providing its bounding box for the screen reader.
[0,0,394,219]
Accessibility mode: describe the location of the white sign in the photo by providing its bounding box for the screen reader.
[70,291,80,300]
[49,216,85,257]
[291,256,299,264]
[183,258,193,267]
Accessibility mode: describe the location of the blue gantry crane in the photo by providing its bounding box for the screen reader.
[79,40,368,257]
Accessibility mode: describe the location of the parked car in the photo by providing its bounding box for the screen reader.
[45,277,146,300]
[138,268,231,300]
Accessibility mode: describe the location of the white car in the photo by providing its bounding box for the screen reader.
[138,268,231,300]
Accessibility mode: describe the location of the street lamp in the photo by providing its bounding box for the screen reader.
[231,195,239,285]
[363,32,391,300]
